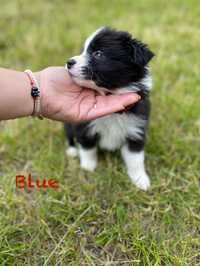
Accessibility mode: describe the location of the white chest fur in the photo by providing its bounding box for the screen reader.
[89,113,146,151]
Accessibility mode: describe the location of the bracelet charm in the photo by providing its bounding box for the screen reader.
[31,87,40,97]
[24,70,43,119]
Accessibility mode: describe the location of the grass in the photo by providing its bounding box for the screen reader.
[0,0,200,265]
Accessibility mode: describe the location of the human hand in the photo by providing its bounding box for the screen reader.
[37,67,140,122]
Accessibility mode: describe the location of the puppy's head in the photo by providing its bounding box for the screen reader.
[66,27,154,94]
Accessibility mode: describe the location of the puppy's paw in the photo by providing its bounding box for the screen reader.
[80,158,97,172]
[66,146,78,157]
[128,170,150,191]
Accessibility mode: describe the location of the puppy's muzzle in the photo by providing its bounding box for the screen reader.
[67,59,76,69]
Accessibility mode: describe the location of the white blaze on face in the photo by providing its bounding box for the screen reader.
[83,27,104,54]
[65,27,105,89]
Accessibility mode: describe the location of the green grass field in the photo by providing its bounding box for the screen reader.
[0,0,199,265]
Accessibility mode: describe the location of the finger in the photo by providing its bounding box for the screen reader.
[86,93,141,120]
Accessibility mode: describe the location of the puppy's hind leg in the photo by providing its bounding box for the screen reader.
[121,139,150,191]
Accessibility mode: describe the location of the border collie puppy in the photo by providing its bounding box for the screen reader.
[64,27,154,190]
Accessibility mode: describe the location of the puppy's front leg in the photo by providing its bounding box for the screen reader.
[79,146,98,172]
[121,139,150,190]
[76,126,98,172]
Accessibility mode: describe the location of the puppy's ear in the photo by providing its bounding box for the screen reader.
[130,39,155,66]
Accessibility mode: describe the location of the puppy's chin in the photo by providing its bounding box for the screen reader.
[69,75,108,96]
[72,76,95,89]
[67,69,135,96]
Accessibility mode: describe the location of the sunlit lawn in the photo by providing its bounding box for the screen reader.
[0,0,199,265]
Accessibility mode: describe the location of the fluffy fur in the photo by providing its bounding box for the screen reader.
[64,27,154,190]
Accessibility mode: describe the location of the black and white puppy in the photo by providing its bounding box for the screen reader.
[64,27,154,190]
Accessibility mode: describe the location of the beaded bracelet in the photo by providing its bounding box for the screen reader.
[24,69,43,119]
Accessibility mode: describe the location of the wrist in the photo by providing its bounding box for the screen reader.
[33,71,45,118]
[34,71,41,87]
[13,71,34,118]
[25,70,44,119]
[23,71,35,117]
[0,68,37,120]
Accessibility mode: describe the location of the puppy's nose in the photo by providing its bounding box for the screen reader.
[67,59,76,69]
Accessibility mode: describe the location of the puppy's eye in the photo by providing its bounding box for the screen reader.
[93,50,103,59]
